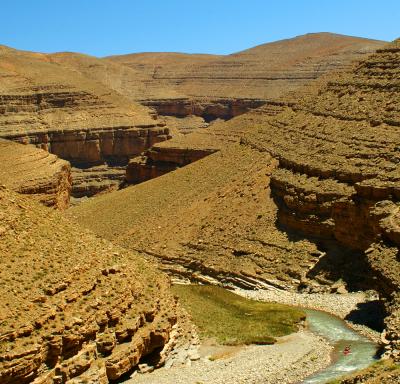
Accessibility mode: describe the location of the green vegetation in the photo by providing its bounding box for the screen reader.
[173,284,305,345]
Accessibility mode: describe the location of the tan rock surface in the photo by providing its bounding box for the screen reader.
[105,33,384,109]
[0,139,71,209]
[0,186,181,383]
[0,45,170,197]
[70,39,400,362]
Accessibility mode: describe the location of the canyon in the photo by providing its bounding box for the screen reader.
[0,32,399,384]
[0,45,170,199]
[70,38,400,375]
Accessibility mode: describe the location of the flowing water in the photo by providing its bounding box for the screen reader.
[301,309,378,384]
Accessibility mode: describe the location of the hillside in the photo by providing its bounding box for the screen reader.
[70,39,400,362]
[0,45,170,198]
[0,139,71,209]
[48,33,386,123]
[0,34,384,201]
[107,33,384,105]
[0,186,182,383]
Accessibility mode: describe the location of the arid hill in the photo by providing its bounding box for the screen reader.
[0,186,183,383]
[0,34,384,200]
[105,33,384,118]
[0,139,71,209]
[70,39,400,361]
[0,45,170,198]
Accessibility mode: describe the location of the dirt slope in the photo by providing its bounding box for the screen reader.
[106,33,385,100]
[0,187,180,383]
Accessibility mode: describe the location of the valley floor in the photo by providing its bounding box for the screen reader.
[126,289,379,384]
[129,330,331,384]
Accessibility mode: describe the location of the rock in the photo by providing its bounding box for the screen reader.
[336,286,348,295]
[138,363,155,374]
[188,350,201,361]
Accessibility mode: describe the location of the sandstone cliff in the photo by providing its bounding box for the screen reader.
[0,139,71,209]
[0,187,181,383]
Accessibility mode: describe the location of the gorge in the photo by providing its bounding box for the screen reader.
[0,31,399,384]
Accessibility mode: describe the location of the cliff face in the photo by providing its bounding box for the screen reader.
[125,110,263,185]
[0,139,71,209]
[141,98,267,121]
[0,46,170,197]
[0,187,180,383]
[243,39,400,359]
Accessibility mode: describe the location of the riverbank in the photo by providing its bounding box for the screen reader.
[129,330,332,384]
[235,288,381,343]
[124,287,380,384]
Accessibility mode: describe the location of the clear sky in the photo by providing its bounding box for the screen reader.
[1,0,399,57]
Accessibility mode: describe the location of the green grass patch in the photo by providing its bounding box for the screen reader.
[173,284,306,345]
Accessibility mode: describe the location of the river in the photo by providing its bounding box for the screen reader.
[301,309,378,383]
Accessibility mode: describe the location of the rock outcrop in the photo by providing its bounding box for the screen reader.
[0,186,182,383]
[125,111,261,185]
[0,139,71,209]
[141,98,267,121]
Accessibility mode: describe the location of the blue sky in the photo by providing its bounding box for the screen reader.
[1,0,399,56]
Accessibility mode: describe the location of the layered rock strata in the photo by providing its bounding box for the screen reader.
[0,139,71,209]
[125,112,256,184]
[243,39,400,359]
[141,98,267,121]
[106,33,384,102]
[50,34,385,135]
[0,45,170,197]
[71,39,400,363]
[0,187,181,383]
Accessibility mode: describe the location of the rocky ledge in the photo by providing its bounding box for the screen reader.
[0,187,184,383]
[244,39,400,360]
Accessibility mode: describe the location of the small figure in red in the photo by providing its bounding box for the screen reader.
[343,345,351,355]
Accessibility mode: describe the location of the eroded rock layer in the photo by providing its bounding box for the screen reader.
[0,139,71,209]
[71,39,400,362]
[0,187,180,383]
[243,39,400,360]
[0,45,170,197]
[106,33,384,102]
